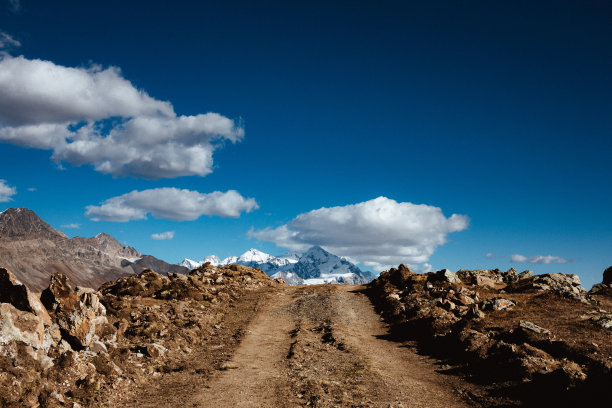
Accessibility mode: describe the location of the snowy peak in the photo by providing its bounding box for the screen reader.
[238,248,275,264]
[221,255,238,265]
[179,258,202,269]
[300,246,333,264]
[202,255,221,266]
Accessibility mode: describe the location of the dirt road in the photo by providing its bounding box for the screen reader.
[125,285,474,407]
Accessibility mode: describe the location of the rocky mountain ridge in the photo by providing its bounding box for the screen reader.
[0,208,187,292]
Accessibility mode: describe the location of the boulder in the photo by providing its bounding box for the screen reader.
[518,320,551,336]
[435,269,461,284]
[0,302,45,350]
[0,267,51,326]
[507,273,585,300]
[603,266,612,285]
[482,297,516,311]
[501,268,519,283]
[456,269,502,286]
[41,273,108,349]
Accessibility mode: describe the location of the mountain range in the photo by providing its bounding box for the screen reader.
[179,246,375,285]
[0,207,373,291]
[0,208,188,291]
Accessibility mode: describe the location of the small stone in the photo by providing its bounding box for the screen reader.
[90,340,108,354]
[482,298,516,311]
[146,342,168,358]
[519,320,551,335]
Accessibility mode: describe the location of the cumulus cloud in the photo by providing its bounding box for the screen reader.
[249,196,468,271]
[0,32,20,48]
[0,55,243,179]
[485,252,495,259]
[0,179,16,202]
[151,231,175,240]
[86,188,258,222]
[511,254,573,264]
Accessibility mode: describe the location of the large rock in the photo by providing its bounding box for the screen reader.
[435,269,461,284]
[0,267,51,326]
[0,302,45,350]
[507,273,586,301]
[456,269,502,286]
[41,273,108,349]
[603,266,612,285]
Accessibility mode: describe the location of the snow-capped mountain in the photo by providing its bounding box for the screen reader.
[237,248,275,264]
[289,246,374,285]
[178,246,373,285]
[179,258,202,269]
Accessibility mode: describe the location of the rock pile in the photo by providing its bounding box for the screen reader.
[0,263,281,407]
[368,265,612,407]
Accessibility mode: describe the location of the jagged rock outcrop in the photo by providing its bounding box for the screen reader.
[368,266,612,406]
[0,267,51,325]
[41,273,109,349]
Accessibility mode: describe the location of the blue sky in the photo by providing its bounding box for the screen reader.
[0,0,610,288]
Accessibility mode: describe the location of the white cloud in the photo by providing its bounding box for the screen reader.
[485,252,495,259]
[0,55,243,179]
[27,187,36,192]
[511,254,572,264]
[249,196,468,271]
[151,231,175,240]
[60,223,80,229]
[0,179,16,202]
[0,32,20,48]
[85,188,258,222]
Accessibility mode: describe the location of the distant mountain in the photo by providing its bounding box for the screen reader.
[0,208,67,240]
[123,255,189,276]
[285,246,375,284]
[0,208,185,291]
[180,246,373,285]
[179,258,202,270]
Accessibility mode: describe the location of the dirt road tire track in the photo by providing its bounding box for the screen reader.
[189,285,474,407]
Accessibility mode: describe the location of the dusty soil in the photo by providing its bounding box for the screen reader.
[118,285,478,407]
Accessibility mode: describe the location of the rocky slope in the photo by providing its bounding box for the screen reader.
[0,264,282,407]
[367,265,612,406]
[0,208,187,292]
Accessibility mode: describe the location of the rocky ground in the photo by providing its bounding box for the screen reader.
[367,265,612,407]
[1,261,610,407]
[0,263,281,407]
